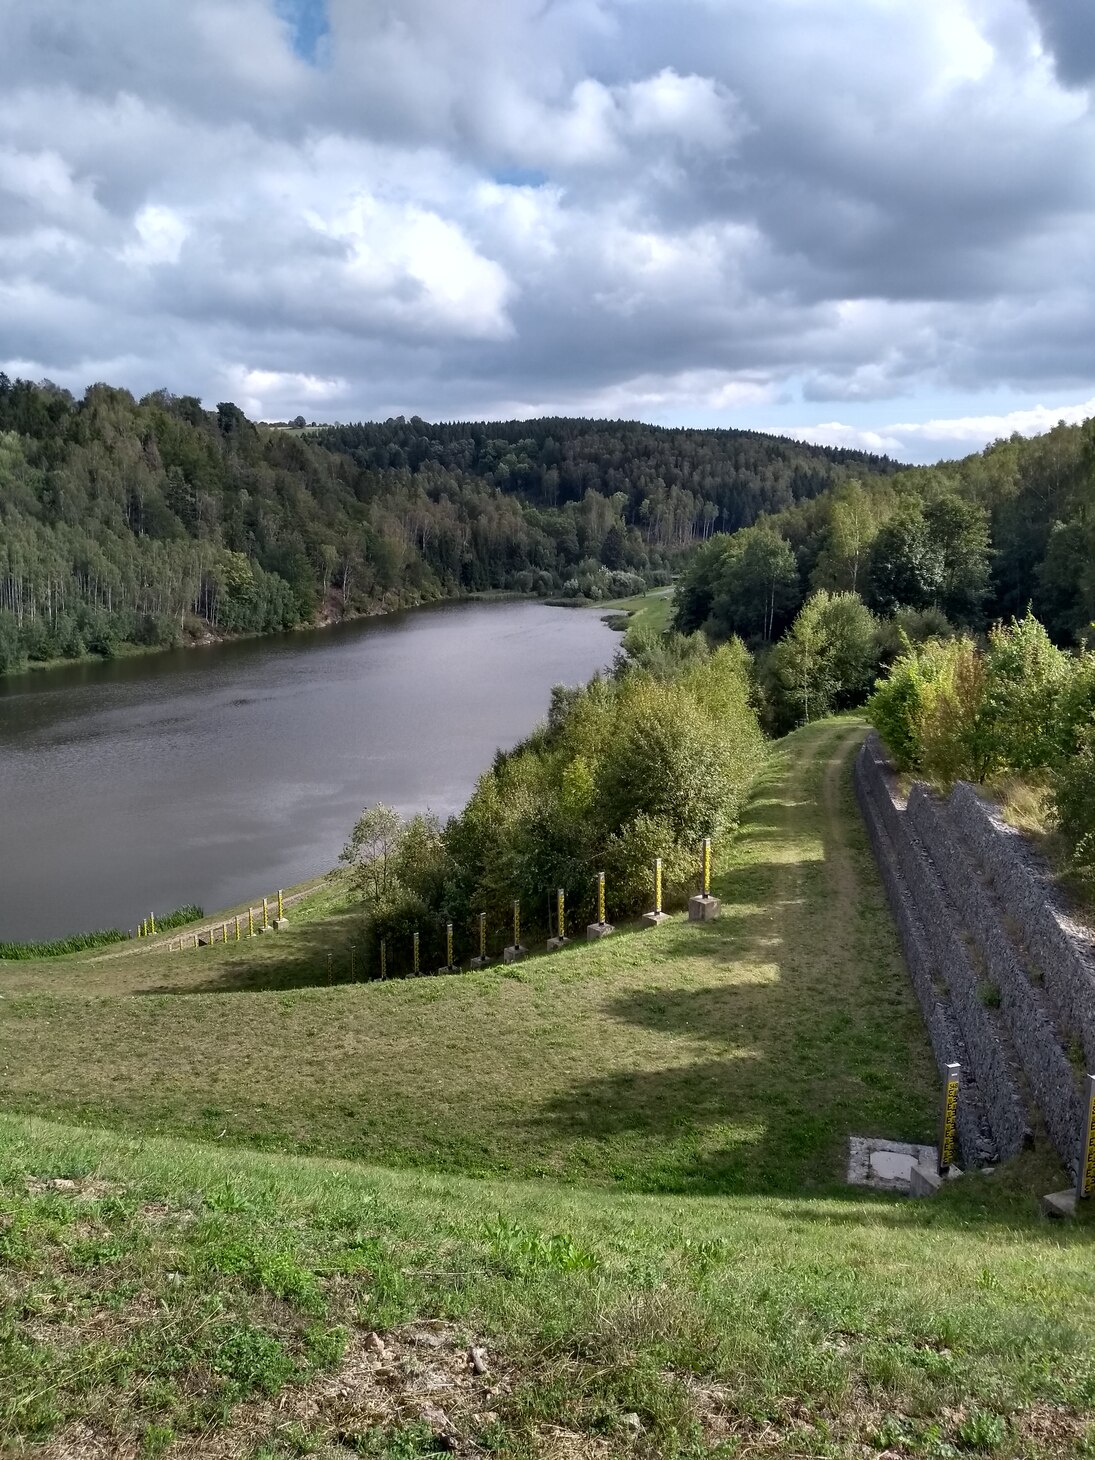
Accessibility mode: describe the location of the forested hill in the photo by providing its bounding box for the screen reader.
[0,376,895,675]
[675,415,1095,654]
[312,417,894,535]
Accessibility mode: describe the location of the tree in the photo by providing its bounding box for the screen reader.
[768,591,878,727]
[338,804,405,904]
[707,525,801,642]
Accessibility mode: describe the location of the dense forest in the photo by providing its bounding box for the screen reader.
[676,417,1095,653]
[0,376,893,674]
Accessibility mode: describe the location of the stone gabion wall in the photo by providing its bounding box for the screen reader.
[908,786,1080,1172]
[856,731,1095,1178]
[948,783,1095,1073]
[854,736,995,1167]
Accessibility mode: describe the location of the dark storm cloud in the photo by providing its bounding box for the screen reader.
[1,0,1094,459]
[1026,0,1095,85]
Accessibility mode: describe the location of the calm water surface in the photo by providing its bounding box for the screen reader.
[0,601,617,940]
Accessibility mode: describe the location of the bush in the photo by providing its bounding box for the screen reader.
[1051,720,1095,872]
[344,639,767,960]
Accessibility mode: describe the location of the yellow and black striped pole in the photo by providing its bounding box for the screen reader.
[938,1062,960,1175]
[446,920,454,968]
[262,897,269,931]
[478,912,486,961]
[1078,1074,1095,1200]
[221,922,227,944]
[513,900,521,949]
[150,912,156,936]
[597,872,606,927]
[655,858,663,917]
[413,930,420,976]
[277,889,284,921]
[380,938,387,980]
[557,888,565,940]
[234,915,240,941]
[702,838,712,899]
[248,907,254,937]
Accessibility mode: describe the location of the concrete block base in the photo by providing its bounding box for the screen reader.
[547,936,569,950]
[909,1162,944,1198]
[258,924,273,934]
[469,955,491,969]
[503,944,527,964]
[274,918,289,930]
[688,894,721,921]
[437,964,460,976]
[586,921,614,940]
[1042,1188,1078,1220]
[642,910,671,927]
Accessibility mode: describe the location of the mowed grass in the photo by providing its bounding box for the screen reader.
[596,587,675,635]
[3,721,947,1194]
[1,1113,1094,1458]
[3,717,1094,1458]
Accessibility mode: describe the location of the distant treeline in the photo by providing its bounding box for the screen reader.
[0,375,894,674]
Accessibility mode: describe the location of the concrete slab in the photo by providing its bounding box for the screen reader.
[502,944,526,964]
[847,1136,939,1194]
[469,955,491,969]
[642,911,671,927]
[547,936,569,950]
[586,921,614,940]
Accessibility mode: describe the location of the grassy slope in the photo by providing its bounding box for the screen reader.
[2,720,1092,1459]
[1,722,941,1195]
[595,589,674,636]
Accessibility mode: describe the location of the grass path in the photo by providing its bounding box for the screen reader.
[0,720,947,1195]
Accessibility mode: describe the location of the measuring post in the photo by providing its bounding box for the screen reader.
[222,922,228,943]
[350,944,356,981]
[441,919,456,973]
[1078,1074,1095,1201]
[471,911,489,966]
[548,887,568,949]
[938,1062,960,1176]
[689,837,721,921]
[234,915,240,941]
[504,900,526,963]
[643,857,670,926]
[262,897,269,931]
[587,871,614,940]
[150,912,156,936]
[380,938,387,980]
[248,906,254,937]
[413,930,420,976]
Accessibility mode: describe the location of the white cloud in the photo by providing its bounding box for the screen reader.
[0,0,1093,457]
[781,395,1095,461]
[122,205,189,266]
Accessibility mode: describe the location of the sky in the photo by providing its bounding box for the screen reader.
[1,0,1094,464]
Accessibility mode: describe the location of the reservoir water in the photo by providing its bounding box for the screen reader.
[0,601,618,941]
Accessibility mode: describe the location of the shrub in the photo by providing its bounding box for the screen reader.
[1051,719,1095,873]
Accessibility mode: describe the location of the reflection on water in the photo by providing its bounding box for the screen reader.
[0,601,617,940]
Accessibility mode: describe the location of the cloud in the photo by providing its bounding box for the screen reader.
[781,395,1095,462]
[0,0,1093,460]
